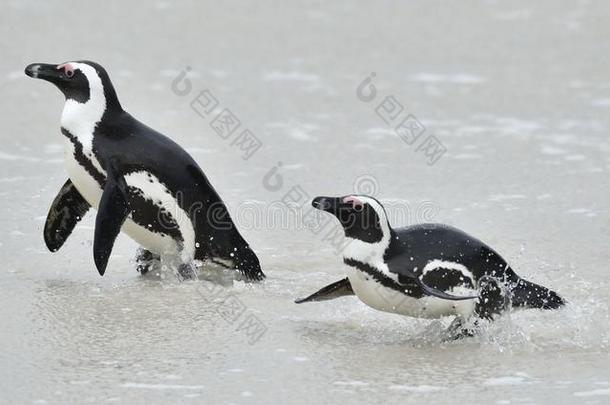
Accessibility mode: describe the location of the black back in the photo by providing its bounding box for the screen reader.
[384,223,515,284]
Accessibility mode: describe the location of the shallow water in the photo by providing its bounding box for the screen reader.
[2,0,610,404]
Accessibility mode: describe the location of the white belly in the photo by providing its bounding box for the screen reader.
[347,267,476,319]
[64,142,194,259]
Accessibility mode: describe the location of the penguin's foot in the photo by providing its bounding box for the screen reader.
[135,248,161,275]
[442,277,511,341]
[441,317,479,341]
[177,262,198,280]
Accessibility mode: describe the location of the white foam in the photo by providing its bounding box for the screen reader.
[591,98,610,107]
[567,208,592,214]
[484,376,528,386]
[149,83,164,91]
[154,2,171,11]
[452,74,486,84]
[266,122,319,142]
[69,380,90,385]
[44,144,63,154]
[489,194,527,202]
[388,384,445,392]
[0,176,39,183]
[574,388,610,397]
[410,73,485,84]
[0,150,40,162]
[333,381,369,387]
[451,153,482,160]
[263,71,320,82]
[493,9,532,20]
[410,73,444,83]
[541,145,567,155]
[366,128,398,141]
[289,128,315,141]
[495,117,544,133]
[353,143,376,149]
[120,383,205,390]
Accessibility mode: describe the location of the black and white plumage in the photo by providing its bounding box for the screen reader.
[25,61,264,280]
[296,195,564,338]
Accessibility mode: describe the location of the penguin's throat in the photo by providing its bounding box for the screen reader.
[60,92,107,139]
[342,235,391,272]
[341,217,392,265]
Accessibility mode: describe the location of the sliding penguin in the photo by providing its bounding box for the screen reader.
[296,195,564,338]
[25,61,264,280]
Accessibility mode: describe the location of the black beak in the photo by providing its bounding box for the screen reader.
[25,63,61,82]
[312,196,342,213]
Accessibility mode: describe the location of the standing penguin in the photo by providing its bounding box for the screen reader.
[296,195,564,338]
[25,61,264,280]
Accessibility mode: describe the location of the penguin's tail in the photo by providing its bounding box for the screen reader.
[510,277,566,309]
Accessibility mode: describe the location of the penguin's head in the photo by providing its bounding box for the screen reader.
[312,195,390,243]
[25,61,120,110]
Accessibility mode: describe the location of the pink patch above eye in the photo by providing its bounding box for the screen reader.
[57,63,75,77]
[342,196,364,209]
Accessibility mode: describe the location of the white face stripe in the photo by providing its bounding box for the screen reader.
[421,260,474,283]
[352,195,388,220]
[341,195,396,279]
[60,62,106,151]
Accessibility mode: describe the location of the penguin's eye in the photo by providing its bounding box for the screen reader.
[353,204,364,212]
[57,63,75,79]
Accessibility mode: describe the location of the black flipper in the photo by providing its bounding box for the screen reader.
[418,281,477,301]
[93,161,130,276]
[44,179,90,252]
[387,254,477,301]
[295,278,354,303]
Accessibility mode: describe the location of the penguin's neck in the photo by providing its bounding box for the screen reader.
[60,85,122,148]
[61,95,105,147]
[342,224,394,275]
